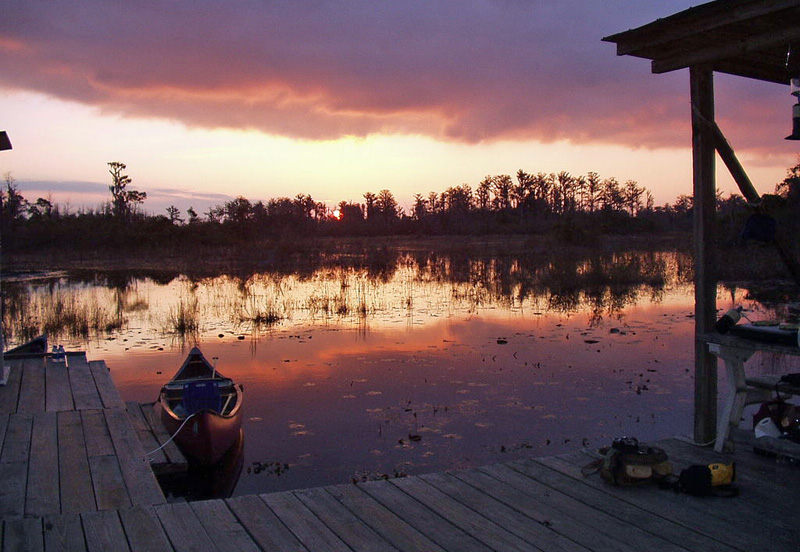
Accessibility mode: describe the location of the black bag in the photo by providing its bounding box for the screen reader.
[675,465,738,497]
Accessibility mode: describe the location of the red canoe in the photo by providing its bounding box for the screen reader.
[159,347,243,466]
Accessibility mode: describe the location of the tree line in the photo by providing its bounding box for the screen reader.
[2,160,798,252]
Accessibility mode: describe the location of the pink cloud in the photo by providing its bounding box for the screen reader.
[0,1,794,155]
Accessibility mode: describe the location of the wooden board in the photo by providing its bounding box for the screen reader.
[140,402,186,466]
[17,358,45,413]
[324,484,446,552]
[81,510,130,552]
[26,411,59,517]
[102,408,164,508]
[81,409,115,458]
[89,361,124,409]
[125,402,167,465]
[68,358,103,411]
[390,475,533,552]
[88,455,132,511]
[0,413,32,463]
[0,461,28,518]
[58,410,96,515]
[261,491,351,552]
[154,502,216,552]
[420,471,589,552]
[358,478,490,552]
[189,499,260,552]
[2,518,43,552]
[294,486,397,552]
[0,359,22,414]
[43,513,87,552]
[45,359,74,412]
[118,506,173,552]
[225,494,308,552]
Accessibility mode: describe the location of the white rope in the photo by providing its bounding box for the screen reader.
[145,412,196,457]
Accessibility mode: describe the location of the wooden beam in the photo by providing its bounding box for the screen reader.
[691,66,718,446]
[604,0,800,56]
[652,25,800,75]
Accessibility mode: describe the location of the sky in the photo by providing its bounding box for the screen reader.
[1,1,798,217]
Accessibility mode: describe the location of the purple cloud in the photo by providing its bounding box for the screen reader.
[0,1,793,154]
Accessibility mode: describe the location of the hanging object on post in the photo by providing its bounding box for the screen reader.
[785,44,800,140]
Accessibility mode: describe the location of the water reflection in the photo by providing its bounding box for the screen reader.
[4,247,769,497]
[158,430,245,501]
[3,249,690,347]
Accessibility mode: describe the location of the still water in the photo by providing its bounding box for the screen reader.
[2,249,789,498]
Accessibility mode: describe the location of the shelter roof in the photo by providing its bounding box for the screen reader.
[603,0,800,85]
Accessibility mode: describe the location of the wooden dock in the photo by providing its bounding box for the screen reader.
[1,354,798,551]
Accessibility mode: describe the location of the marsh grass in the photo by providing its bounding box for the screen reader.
[2,288,124,343]
[165,297,200,336]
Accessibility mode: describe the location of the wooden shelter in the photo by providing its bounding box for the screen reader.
[603,0,800,445]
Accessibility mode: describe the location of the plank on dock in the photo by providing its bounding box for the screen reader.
[324,483,447,552]
[58,410,96,515]
[125,402,168,466]
[358,478,491,552]
[81,509,130,552]
[16,358,45,414]
[189,499,260,552]
[0,359,22,414]
[225,494,308,552]
[26,411,59,518]
[262,491,351,552]
[118,506,173,552]
[140,402,186,466]
[45,358,74,412]
[89,361,125,409]
[68,357,104,411]
[154,502,216,552]
[103,407,165,508]
[294,486,397,552]
[2,518,43,552]
[43,513,87,552]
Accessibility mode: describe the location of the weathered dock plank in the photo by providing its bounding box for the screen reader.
[81,409,115,458]
[118,506,172,552]
[103,407,164,507]
[225,494,308,552]
[43,512,87,552]
[17,359,45,413]
[125,402,167,465]
[89,361,124,409]
[0,413,32,463]
[140,402,186,466]
[45,359,74,412]
[189,499,260,552]
[262,491,351,552]
[89,455,132,511]
[294,486,397,552]
[26,411,59,517]
[324,484,447,552]
[81,510,130,552]
[2,517,43,552]
[68,358,103,411]
[0,461,28,518]
[58,410,96,515]
[358,478,491,552]
[390,475,533,552]
[0,359,22,414]
[154,502,216,552]
[421,471,589,552]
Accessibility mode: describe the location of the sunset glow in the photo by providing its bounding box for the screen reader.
[1,1,797,216]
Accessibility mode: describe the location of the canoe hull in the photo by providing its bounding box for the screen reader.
[159,387,243,466]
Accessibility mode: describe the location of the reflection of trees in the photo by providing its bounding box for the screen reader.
[3,247,687,345]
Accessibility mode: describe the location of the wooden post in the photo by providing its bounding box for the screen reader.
[690,66,718,445]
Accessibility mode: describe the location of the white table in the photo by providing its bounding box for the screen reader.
[701,332,800,452]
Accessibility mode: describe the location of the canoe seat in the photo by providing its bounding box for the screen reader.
[182,380,222,414]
